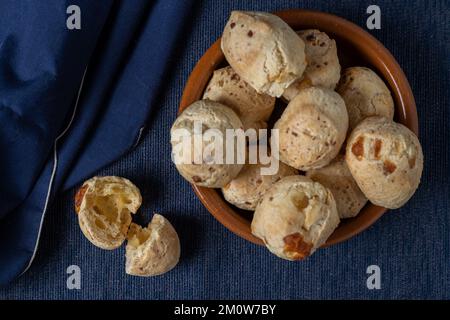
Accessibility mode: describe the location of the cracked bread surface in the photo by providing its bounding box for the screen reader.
[337,67,394,131]
[306,155,367,218]
[203,66,275,131]
[222,157,298,211]
[251,175,340,260]
[274,87,348,170]
[126,214,180,277]
[283,29,341,101]
[221,11,306,97]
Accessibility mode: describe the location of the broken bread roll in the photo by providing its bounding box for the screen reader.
[346,116,423,209]
[306,155,367,219]
[273,86,348,170]
[221,11,306,97]
[283,29,341,101]
[126,214,180,277]
[74,176,142,250]
[203,66,276,131]
[251,175,340,260]
[337,67,394,131]
[170,99,244,188]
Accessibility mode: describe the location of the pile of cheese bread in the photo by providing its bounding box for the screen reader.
[171,11,423,260]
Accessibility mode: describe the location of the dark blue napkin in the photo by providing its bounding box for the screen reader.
[0,0,194,285]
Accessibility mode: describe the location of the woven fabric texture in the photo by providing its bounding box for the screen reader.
[1,0,449,299]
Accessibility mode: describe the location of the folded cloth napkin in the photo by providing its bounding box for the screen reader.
[0,0,194,285]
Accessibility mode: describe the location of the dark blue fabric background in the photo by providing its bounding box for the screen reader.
[1,0,449,299]
[0,0,195,285]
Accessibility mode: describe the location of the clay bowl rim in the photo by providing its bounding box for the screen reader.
[178,9,418,247]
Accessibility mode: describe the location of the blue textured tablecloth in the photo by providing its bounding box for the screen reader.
[1,0,449,299]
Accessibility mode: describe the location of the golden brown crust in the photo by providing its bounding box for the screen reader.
[351,136,365,159]
[283,232,313,260]
[74,184,88,214]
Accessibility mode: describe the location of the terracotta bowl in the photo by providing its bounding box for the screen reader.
[178,9,418,246]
